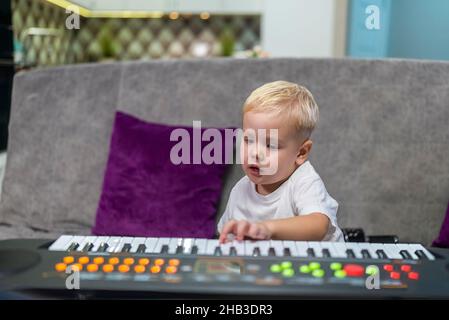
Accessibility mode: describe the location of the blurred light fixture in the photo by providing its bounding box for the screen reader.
[169,12,179,20]
[190,41,211,58]
[200,12,210,20]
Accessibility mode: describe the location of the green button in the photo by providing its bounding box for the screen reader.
[366,266,379,276]
[270,264,281,273]
[334,270,346,279]
[282,268,295,277]
[312,269,325,278]
[281,261,292,270]
[299,265,310,273]
[330,262,342,271]
[309,262,321,270]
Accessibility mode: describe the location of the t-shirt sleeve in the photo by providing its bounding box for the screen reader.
[293,177,339,235]
[217,188,235,234]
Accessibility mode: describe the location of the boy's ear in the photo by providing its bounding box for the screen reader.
[296,139,313,165]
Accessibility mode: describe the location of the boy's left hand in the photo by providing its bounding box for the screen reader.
[219,220,272,243]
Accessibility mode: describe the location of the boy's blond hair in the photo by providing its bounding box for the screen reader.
[243,80,319,139]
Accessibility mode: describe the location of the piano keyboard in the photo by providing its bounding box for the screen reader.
[48,235,435,260]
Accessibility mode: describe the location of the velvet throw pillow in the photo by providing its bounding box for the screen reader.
[432,201,449,248]
[92,111,235,238]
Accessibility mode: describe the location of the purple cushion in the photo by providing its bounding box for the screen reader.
[432,202,449,248]
[92,111,233,239]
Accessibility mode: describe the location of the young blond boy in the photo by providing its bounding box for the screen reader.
[218,81,343,243]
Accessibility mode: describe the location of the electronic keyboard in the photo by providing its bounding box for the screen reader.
[1,235,448,299]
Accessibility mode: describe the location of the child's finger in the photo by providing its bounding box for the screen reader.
[235,221,250,241]
[248,224,264,239]
[219,220,237,243]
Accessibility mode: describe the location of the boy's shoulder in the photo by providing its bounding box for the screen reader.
[289,160,322,184]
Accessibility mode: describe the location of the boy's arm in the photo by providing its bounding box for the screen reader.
[262,213,329,241]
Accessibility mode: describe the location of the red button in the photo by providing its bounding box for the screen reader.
[383,264,394,272]
[400,265,412,273]
[390,271,401,280]
[408,272,419,280]
[343,264,364,277]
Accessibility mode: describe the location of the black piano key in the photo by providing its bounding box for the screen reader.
[214,247,222,256]
[322,249,331,258]
[253,248,261,256]
[121,244,132,253]
[136,244,146,253]
[82,243,94,252]
[415,250,427,260]
[98,243,109,252]
[346,249,355,258]
[376,249,388,259]
[268,248,276,256]
[67,242,79,251]
[175,246,183,254]
[160,245,169,254]
[361,249,371,259]
[191,246,198,254]
[283,248,291,257]
[307,248,315,257]
[229,247,237,256]
[400,250,413,259]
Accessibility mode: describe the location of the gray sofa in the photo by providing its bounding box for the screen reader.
[0,58,448,245]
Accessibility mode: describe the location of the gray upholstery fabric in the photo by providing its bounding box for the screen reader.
[1,58,449,245]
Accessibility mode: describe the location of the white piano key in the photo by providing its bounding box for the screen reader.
[153,237,171,253]
[76,236,97,252]
[407,243,435,260]
[344,242,363,258]
[206,239,219,255]
[144,237,159,253]
[282,241,298,257]
[382,243,404,259]
[330,242,349,258]
[168,238,183,254]
[193,238,207,255]
[244,241,259,256]
[91,236,109,252]
[182,238,194,254]
[129,237,146,253]
[270,240,285,256]
[67,235,87,251]
[257,240,270,256]
[106,237,122,253]
[295,242,309,257]
[219,241,233,255]
[369,243,390,259]
[307,242,323,257]
[49,235,74,251]
[356,242,379,259]
[319,242,339,258]
[232,240,245,256]
[113,237,134,253]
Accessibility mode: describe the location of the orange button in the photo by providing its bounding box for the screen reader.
[118,264,130,273]
[87,264,99,272]
[93,257,105,265]
[70,263,83,272]
[138,258,150,266]
[63,256,74,264]
[78,256,89,264]
[166,266,177,274]
[150,265,161,273]
[102,264,114,273]
[123,258,135,265]
[109,257,120,265]
[134,265,146,273]
[55,263,67,272]
[169,259,180,267]
[154,258,165,266]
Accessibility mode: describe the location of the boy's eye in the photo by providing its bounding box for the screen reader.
[267,143,278,149]
[244,136,255,144]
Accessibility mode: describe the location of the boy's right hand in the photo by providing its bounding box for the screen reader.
[218,219,272,244]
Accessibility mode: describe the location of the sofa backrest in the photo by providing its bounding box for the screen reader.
[1,58,449,244]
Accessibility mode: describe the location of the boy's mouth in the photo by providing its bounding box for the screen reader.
[248,165,261,176]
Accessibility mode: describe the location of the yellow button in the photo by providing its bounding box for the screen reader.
[169,259,180,267]
[134,265,146,273]
[63,256,74,264]
[102,264,114,273]
[109,257,119,265]
[78,256,89,264]
[166,266,177,274]
[118,264,130,273]
[55,263,67,272]
[123,258,135,265]
[138,258,150,266]
[93,257,105,265]
[87,264,99,272]
[70,263,83,272]
[150,265,161,273]
[154,258,164,266]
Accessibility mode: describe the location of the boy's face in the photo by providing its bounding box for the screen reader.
[242,111,310,189]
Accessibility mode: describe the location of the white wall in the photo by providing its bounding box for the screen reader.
[262,0,346,57]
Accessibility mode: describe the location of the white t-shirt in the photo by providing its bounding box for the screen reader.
[217,161,343,242]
